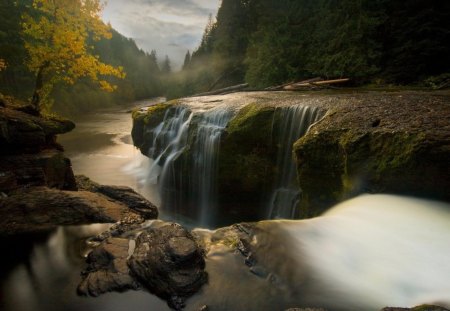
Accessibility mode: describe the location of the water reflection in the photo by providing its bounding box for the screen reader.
[0,225,169,311]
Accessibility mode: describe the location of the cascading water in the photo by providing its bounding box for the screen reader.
[145,106,193,215]
[144,104,234,226]
[268,105,323,219]
[191,108,234,226]
[188,195,450,311]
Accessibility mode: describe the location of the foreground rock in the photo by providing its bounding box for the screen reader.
[0,187,145,235]
[79,221,208,310]
[0,96,158,236]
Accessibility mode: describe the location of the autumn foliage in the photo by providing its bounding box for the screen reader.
[21,0,125,112]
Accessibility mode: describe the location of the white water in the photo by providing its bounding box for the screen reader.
[143,104,234,226]
[268,105,323,219]
[191,108,234,226]
[291,194,450,309]
[188,195,450,310]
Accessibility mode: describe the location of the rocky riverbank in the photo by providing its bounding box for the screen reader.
[0,95,158,236]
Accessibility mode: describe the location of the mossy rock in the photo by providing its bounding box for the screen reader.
[131,100,178,155]
[294,92,450,218]
[218,103,278,209]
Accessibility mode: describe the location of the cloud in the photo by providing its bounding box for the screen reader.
[102,0,220,69]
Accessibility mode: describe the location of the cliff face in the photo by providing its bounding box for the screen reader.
[132,91,450,221]
[294,91,450,217]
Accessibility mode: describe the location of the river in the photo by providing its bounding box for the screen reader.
[0,99,171,311]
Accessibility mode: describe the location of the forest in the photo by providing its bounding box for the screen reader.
[1,0,450,111]
[168,0,450,98]
[0,0,163,116]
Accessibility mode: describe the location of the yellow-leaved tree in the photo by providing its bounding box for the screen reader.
[0,59,6,71]
[22,0,125,113]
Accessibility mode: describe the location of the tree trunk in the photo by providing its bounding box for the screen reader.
[31,62,49,112]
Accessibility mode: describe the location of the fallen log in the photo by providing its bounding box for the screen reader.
[265,77,322,91]
[284,78,350,90]
[191,83,249,97]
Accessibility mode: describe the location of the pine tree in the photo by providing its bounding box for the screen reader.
[182,50,191,71]
[161,55,171,74]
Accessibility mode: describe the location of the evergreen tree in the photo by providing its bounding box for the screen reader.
[161,55,172,74]
[182,50,191,71]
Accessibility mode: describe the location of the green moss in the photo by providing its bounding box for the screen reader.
[218,102,278,205]
[412,305,448,311]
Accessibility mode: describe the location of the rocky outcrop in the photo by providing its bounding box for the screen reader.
[0,95,158,236]
[79,221,208,310]
[132,91,450,220]
[294,91,450,217]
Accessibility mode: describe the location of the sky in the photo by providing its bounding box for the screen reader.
[102,0,221,70]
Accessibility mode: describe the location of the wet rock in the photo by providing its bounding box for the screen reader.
[294,92,450,217]
[285,309,327,311]
[0,149,77,193]
[128,222,207,310]
[0,187,139,236]
[78,237,138,296]
[76,175,158,219]
[382,306,449,311]
[0,102,74,153]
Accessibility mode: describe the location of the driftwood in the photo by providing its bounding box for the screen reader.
[284,78,350,90]
[191,83,249,97]
[265,78,323,91]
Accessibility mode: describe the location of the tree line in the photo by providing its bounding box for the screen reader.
[0,0,165,116]
[167,0,450,98]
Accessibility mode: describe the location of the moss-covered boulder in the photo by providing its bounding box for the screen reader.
[218,103,278,213]
[294,91,450,217]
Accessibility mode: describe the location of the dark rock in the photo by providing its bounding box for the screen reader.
[0,103,75,153]
[0,187,139,236]
[0,150,77,193]
[78,238,139,296]
[285,309,327,311]
[128,222,207,310]
[76,175,158,219]
[97,185,158,219]
[294,92,450,217]
[382,306,449,311]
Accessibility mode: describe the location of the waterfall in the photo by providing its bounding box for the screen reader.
[144,106,193,215]
[144,104,233,226]
[268,105,323,219]
[191,108,234,226]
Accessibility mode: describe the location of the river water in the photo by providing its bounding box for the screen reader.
[2,99,450,311]
[0,99,171,311]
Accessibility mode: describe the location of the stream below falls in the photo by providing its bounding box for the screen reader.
[1,99,449,311]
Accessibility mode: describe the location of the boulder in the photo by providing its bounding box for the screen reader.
[78,237,139,296]
[128,222,207,310]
